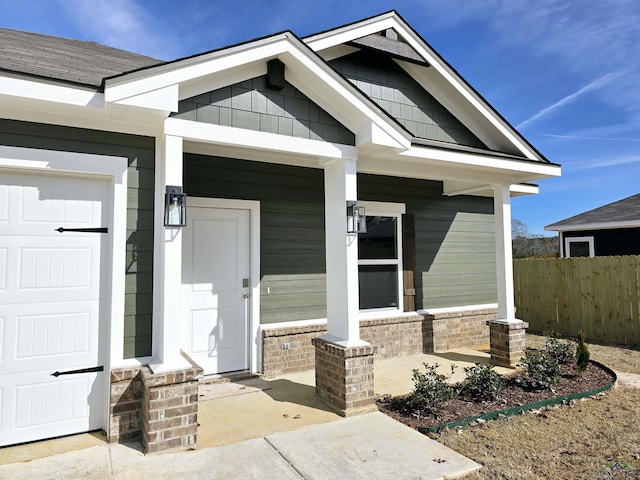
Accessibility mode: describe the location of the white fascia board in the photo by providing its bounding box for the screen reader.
[304,13,397,52]
[279,46,410,150]
[510,184,539,195]
[392,38,539,160]
[545,220,640,232]
[165,117,358,161]
[179,63,267,100]
[0,74,104,108]
[112,83,178,112]
[104,35,291,103]
[399,145,561,179]
[443,181,539,198]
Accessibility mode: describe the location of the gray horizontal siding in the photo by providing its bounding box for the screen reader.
[184,155,497,322]
[0,118,155,358]
[173,74,355,145]
[330,51,485,148]
[359,173,496,309]
[183,154,327,323]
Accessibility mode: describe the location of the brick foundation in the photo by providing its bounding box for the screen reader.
[109,367,144,443]
[312,337,377,416]
[262,308,496,377]
[140,365,203,454]
[488,319,529,367]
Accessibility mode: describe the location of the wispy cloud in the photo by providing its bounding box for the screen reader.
[542,134,640,142]
[569,154,640,171]
[58,0,173,59]
[516,71,625,130]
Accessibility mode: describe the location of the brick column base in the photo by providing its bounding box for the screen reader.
[141,365,203,453]
[487,319,529,368]
[312,337,377,417]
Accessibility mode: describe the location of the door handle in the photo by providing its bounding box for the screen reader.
[243,293,250,299]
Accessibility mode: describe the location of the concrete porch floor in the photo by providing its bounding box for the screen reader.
[0,347,509,465]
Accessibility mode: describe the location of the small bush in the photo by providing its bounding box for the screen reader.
[544,332,574,365]
[516,348,562,390]
[408,362,456,415]
[460,362,502,401]
[575,329,590,372]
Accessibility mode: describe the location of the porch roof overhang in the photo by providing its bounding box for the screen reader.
[103,30,411,152]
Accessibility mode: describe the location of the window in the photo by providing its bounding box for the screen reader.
[564,236,594,258]
[357,202,405,311]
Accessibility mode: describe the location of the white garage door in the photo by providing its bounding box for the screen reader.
[0,169,108,446]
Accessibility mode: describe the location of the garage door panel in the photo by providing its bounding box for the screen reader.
[0,303,98,375]
[0,168,108,446]
[0,370,102,446]
[7,173,103,226]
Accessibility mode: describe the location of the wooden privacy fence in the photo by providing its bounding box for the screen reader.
[513,256,640,345]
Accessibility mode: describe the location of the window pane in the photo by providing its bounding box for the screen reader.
[359,265,398,309]
[569,241,590,257]
[358,216,397,259]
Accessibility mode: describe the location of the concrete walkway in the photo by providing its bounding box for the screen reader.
[0,412,480,480]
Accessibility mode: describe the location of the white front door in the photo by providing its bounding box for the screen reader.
[182,206,251,375]
[0,170,108,446]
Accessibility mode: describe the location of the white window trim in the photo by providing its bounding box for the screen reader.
[358,201,406,313]
[564,236,595,258]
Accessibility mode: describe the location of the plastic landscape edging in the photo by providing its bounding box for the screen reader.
[417,361,617,435]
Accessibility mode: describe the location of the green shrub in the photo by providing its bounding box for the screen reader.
[460,362,502,401]
[516,348,562,390]
[544,331,574,365]
[408,362,456,415]
[575,329,590,373]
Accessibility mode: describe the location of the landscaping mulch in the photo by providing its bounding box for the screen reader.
[376,361,615,431]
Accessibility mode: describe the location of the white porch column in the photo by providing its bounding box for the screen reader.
[489,184,528,368]
[493,184,517,321]
[150,134,191,373]
[320,158,367,346]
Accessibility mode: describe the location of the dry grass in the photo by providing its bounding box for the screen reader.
[433,334,640,479]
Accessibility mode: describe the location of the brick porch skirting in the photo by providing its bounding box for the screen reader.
[312,337,377,416]
[109,364,203,454]
[262,308,498,377]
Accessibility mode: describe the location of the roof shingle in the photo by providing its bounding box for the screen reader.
[546,193,640,230]
[0,28,161,88]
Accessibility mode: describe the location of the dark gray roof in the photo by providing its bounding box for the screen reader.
[0,28,161,88]
[546,193,640,230]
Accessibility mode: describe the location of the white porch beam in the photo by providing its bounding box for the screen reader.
[319,158,367,346]
[150,134,192,373]
[493,184,517,321]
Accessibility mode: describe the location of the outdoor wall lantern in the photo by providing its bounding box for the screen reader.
[346,200,367,234]
[164,185,187,227]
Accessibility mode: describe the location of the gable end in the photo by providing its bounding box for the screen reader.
[329,50,485,149]
[172,74,356,145]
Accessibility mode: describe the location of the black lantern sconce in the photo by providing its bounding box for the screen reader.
[164,186,187,227]
[346,201,367,234]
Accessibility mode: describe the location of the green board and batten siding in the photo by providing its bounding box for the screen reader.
[184,155,497,323]
[0,119,155,358]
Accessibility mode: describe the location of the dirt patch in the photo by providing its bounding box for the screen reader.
[377,361,615,431]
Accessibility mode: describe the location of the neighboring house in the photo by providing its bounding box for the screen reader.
[0,11,560,452]
[545,193,640,257]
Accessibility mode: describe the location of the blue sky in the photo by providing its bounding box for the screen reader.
[2,0,639,235]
